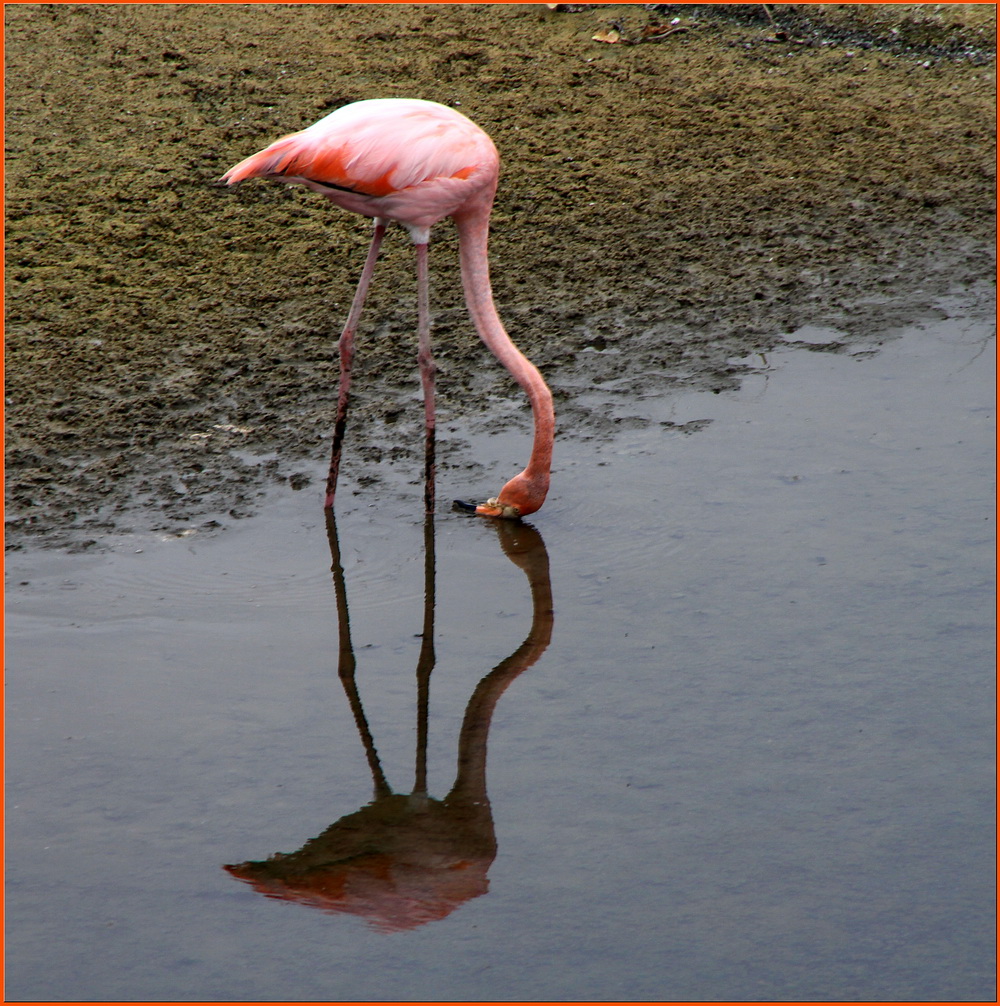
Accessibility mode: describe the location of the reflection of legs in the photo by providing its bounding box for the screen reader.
[324,508,391,800]
[325,221,387,509]
[414,512,436,796]
[415,242,436,514]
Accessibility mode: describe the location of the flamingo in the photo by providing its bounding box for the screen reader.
[221,98,555,519]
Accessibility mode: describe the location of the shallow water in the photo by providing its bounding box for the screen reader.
[6,300,995,1002]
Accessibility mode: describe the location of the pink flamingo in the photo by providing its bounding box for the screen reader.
[222,98,554,519]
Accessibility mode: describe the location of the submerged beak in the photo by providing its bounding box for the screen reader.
[475,497,521,520]
[452,498,522,519]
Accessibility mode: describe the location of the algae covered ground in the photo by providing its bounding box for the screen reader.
[5,3,995,550]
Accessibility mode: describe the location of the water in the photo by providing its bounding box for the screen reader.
[6,300,995,1002]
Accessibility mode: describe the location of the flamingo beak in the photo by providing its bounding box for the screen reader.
[452,498,523,519]
[474,497,521,519]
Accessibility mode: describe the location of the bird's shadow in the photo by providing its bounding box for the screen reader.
[223,509,554,932]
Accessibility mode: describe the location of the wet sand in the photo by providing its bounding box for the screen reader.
[5,3,996,550]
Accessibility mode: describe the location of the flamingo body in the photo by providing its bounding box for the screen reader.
[224,99,499,241]
[222,98,554,518]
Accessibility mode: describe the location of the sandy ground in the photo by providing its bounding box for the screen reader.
[5,3,995,551]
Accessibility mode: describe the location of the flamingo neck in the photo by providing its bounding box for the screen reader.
[454,209,554,486]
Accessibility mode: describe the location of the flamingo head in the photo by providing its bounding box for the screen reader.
[475,471,548,520]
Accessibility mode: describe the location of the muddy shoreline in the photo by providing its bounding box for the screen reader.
[5,3,995,551]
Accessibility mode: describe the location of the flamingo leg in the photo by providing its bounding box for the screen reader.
[325,221,386,509]
[415,242,436,514]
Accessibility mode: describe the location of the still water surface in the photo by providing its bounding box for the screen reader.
[6,301,995,1001]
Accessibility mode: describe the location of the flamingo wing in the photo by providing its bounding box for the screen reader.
[222,99,492,198]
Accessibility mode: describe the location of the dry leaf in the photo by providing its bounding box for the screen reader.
[592,27,621,44]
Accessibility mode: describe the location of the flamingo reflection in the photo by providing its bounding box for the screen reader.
[224,511,553,931]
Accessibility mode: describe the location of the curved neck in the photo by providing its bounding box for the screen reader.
[455,209,554,481]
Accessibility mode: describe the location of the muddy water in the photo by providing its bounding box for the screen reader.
[6,298,994,1002]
